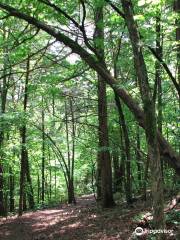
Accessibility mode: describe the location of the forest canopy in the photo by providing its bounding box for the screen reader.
[0,0,179,239]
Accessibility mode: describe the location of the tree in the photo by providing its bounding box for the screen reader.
[94,0,114,207]
[19,57,35,215]
[0,24,10,216]
[121,0,165,232]
[41,97,45,204]
[0,2,179,176]
[0,2,179,230]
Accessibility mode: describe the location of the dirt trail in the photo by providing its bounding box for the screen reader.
[0,195,138,240]
[0,195,178,240]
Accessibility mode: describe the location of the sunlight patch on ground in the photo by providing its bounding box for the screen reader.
[61,221,83,229]
[38,209,64,214]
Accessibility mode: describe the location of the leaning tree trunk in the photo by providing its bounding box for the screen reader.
[121,0,165,235]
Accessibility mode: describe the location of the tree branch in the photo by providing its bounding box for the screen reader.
[106,0,180,96]
[105,0,125,19]
[38,0,97,55]
[0,2,179,174]
[147,45,180,97]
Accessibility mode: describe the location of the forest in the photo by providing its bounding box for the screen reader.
[0,0,179,239]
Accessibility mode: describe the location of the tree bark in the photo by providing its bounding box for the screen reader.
[136,126,142,192]
[0,25,9,216]
[19,57,34,216]
[114,94,132,203]
[37,174,40,204]
[25,156,34,209]
[19,141,27,214]
[41,99,45,204]
[94,2,114,207]
[48,146,52,201]
[0,166,5,216]
[174,0,180,89]
[64,98,76,204]
[143,155,149,201]
[112,152,120,193]
[155,13,164,180]
[67,177,76,204]
[69,98,76,204]
[113,35,132,202]
[9,166,15,212]
[121,0,165,234]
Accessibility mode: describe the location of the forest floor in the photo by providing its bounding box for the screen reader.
[0,194,179,240]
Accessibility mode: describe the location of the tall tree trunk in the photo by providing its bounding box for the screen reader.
[64,98,76,204]
[136,126,142,192]
[67,177,75,204]
[113,39,132,203]
[112,151,120,193]
[143,155,150,201]
[156,15,163,134]
[0,166,5,216]
[121,0,165,234]
[25,157,34,209]
[0,26,8,216]
[155,13,164,180]
[41,101,45,204]
[173,0,180,190]
[69,98,76,204]
[115,93,126,195]
[19,131,27,216]
[19,57,34,216]
[9,166,15,212]
[94,1,114,207]
[97,61,114,207]
[55,158,57,199]
[23,192,27,211]
[48,147,52,202]
[114,94,132,203]
[37,174,40,204]
[65,99,72,203]
[174,0,180,91]
[96,152,101,200]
